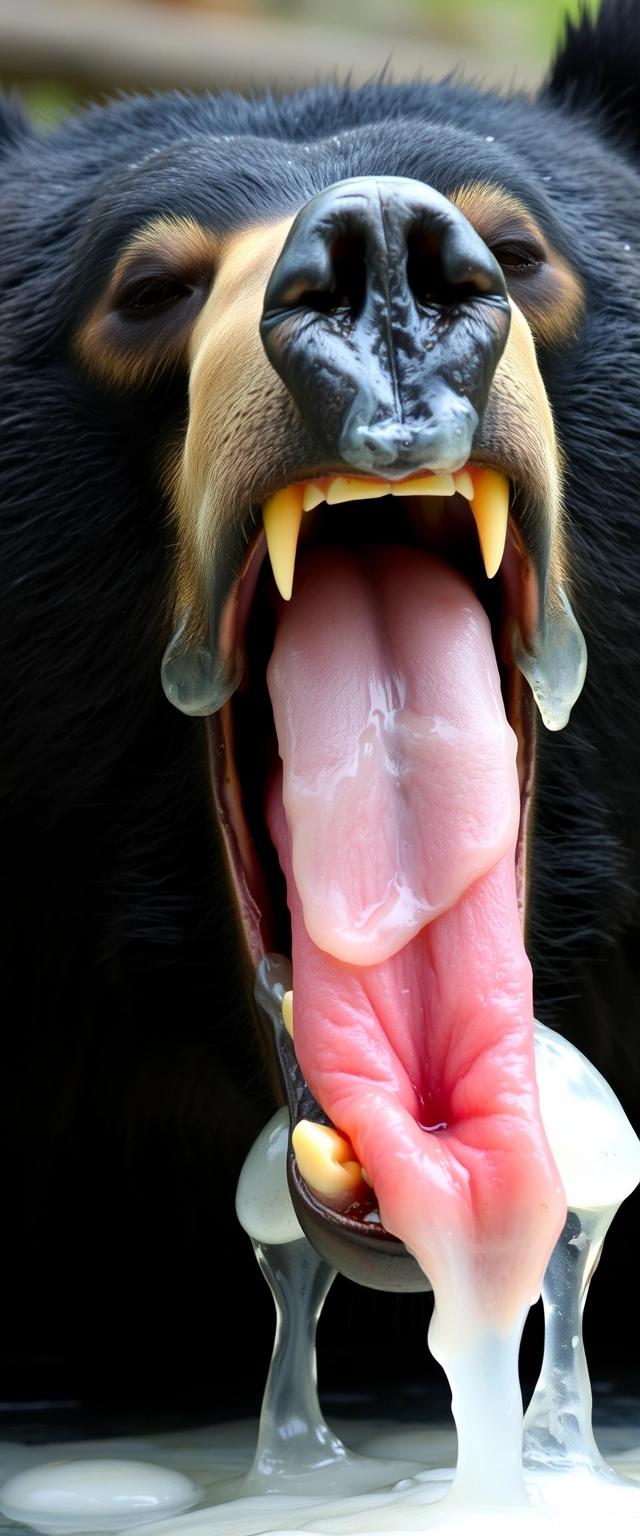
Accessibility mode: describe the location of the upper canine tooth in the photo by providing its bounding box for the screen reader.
[469,468,509,579]
[391,474,455,497]
[263,485,303,601]
[326,477,388,504]
[453,469,474,501]
[292,1120,364,1197]
[302,483,326,512]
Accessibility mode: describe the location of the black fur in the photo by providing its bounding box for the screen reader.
[545,0,640,161]
[3,1,640,1409]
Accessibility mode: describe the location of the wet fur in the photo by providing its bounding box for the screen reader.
[2,0,640,1405]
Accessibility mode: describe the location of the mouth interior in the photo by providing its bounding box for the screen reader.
[234,483,525,958]
[235,486,505,948]
[230,477,562,1332]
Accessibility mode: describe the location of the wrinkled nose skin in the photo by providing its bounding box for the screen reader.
[260,176,511,477]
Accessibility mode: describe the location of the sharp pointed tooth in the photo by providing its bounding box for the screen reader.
[292,1120,364,1197]
[391,473,455,497]
[469,468,509,579]
[282,990,294,1038]
[326,477,388,504]
[262,485,303,600]
[302,483,326,512]
[453,469,474,501]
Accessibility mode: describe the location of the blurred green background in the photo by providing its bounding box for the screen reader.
[0,0,598,131]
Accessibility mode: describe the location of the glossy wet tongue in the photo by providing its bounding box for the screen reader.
[268,547,519,965]
[266,546,564,1506]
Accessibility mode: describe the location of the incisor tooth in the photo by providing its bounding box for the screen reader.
[470,468,509,579]
[302,484,326,512]
[326,477,388,504]
[453,468,474,501]
[391,474,455,497]
[292,1120,364,1197]
[282,990,294,1038]
[263,485,304,600]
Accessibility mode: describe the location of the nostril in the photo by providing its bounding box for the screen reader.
[261,177,510,478]
[406,229,485,310]
[298,235,367,321]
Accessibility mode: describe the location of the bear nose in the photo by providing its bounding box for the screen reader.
[260,176,510,476]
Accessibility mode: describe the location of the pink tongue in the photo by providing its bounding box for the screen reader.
[267,547,519,965]
[266,547,564,1329]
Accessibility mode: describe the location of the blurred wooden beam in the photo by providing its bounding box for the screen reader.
[0,0,545,99]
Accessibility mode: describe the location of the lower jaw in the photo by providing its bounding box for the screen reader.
[205,665,538,1294]
[254,949,430,1292]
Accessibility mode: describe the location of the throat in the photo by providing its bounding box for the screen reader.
[264,543,566,1505]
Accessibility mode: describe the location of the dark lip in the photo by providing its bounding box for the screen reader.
[206,480,538,1287]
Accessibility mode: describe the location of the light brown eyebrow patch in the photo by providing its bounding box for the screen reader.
[75,215,224,390]
[451,182,585,349]
[76,187,585,395]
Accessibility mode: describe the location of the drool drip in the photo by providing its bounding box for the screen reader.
[161,609,243,717]
[510,583,587,733]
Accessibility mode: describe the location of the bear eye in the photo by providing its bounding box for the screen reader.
[76,225,217,388]
[114,273,196,317]
[490,239,544,274]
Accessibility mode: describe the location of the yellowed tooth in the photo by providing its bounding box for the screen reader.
[391,474,455,497]
[282,990,294,1039]
[469,468,510,579]
[302,483,326,512]
[262,484,304,601]
[326,477,388,504]
[453,469,474,501]
[292,1120,364,1197]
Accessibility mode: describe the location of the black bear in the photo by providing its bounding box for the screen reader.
[1,0,640,1415]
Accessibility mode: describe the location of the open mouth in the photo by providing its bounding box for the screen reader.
[155,174,585,1309]
[204,461,549,1289]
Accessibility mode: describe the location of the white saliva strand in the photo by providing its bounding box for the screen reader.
[523,1024,640,1508]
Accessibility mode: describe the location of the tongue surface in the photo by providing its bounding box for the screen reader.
[266,548,564,1333]
[268,548,519,966]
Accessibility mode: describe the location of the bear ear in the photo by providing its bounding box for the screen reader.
[0,91,32,155]
[543,0,640,159]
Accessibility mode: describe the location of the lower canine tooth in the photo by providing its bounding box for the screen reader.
[263,485,303,600]
[282,990,294,1038]
[292,1120,364,1197]
[470,468,509,579]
